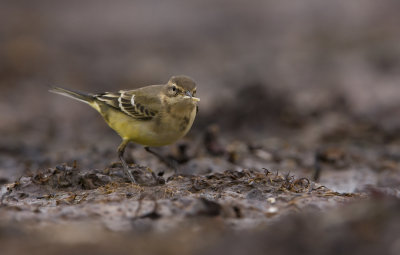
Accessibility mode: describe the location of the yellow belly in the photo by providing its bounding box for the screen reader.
[93,102,196,147]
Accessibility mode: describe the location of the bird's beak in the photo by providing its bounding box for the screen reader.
[184,91,200,102]
[185,91,192,98]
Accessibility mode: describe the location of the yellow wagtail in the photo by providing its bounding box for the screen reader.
[50,75,200,183]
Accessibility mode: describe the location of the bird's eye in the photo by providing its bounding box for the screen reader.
[168,85,179,96]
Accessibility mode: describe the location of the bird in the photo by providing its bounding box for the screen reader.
[49,75,200,183]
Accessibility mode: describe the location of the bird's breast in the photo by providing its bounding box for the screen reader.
[158,103,197,135]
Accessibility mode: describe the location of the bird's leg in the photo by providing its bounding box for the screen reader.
[144,147,178,172]
[118,139,136,183]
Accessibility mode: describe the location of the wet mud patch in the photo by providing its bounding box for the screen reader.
[0,165,360,235]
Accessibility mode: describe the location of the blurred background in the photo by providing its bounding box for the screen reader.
[1,0,400,179]
[1,1,400,254]
[1,0,400,183]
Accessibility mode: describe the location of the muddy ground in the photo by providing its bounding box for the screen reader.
[1,0,400,254]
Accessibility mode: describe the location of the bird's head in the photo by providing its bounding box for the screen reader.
[163,75,200,105]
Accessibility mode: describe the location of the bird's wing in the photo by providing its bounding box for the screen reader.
[95,89,160,120]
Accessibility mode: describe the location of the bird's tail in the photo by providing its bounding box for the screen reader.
[49,87,95,105]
